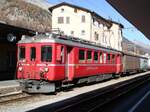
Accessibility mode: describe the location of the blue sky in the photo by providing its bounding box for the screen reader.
[48,0,150,45]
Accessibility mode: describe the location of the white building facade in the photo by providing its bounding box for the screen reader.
[49,2,123,51]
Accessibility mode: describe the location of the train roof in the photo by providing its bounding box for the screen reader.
[18,33,148,59]
[18,33,122,54]
[122,52,148,59]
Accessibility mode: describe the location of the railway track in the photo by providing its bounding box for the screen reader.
[0,92,33,104]
[32,73,150,112]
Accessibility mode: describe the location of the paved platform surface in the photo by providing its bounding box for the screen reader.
[0,80,21,97]
[0,71,150,112]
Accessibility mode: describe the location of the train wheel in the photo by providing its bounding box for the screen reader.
[113,73,121,78]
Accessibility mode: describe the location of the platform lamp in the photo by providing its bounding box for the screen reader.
[7,33,17,42]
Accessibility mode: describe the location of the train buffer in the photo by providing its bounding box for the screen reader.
[0,80,21,97]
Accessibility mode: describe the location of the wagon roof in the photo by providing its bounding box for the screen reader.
[123,51,148,59]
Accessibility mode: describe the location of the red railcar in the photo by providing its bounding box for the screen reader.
[17,33,122,93]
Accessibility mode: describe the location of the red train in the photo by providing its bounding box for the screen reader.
[17,33,148,93]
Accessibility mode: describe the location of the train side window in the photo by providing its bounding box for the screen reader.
[19,47,25,60]
[99,52,103,63]
[41,46,52,62]
[94,51,98,63]
[79,49,85,62]
[30,47,36,61]
[112,54,115,64]
[107,54,111,64]
[103,53,106,64]
[87,51,92,62]
[60,46,65,63]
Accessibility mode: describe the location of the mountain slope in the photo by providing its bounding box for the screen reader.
[24,0,53,11]
[0,0,52,32]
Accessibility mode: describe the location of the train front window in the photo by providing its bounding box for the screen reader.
[19,47,25,60]
[30,47,36,61]
[41,46,52,62]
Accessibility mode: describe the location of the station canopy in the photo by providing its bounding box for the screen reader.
[107,0,150,40]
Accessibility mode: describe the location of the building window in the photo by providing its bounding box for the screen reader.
[66,17,70,24]
[94,32,99,40]
[61,31,64,35]
[74,8,77,13]
[81,30,85,35]
[61,8,64,12]
[58,17,64,24]
[94,21,98,26]
[71,31,74,35]
[81,15,85,23]
[99,24,103,28]
[104,26,108,30]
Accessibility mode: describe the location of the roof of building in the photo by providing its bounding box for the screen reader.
[108,20,124,28]
[107,0,150,39]
[0,22,35,35]
[49,2,123,28]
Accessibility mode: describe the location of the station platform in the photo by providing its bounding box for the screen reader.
[0,71,150,112]
[0,80,21,97]
[21,71,150,111]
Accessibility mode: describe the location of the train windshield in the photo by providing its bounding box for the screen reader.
[19,47,25,60]
[41,46,52,62]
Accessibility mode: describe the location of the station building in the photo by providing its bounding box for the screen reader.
[0,22,35,80]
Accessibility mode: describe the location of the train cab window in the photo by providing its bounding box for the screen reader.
[87,51,92,62]
[107,54,111,64]
[99,52,103,63]
[94,51,98,62]
[112,54,115,64]
[30,47,36,61]
[41,46,52,62]
[19,47,25,60]
[79,50,85,62]
[103,53,106,64]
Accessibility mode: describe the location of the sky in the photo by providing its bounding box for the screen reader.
[47,0,150,45]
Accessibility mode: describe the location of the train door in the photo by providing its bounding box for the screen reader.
[116,54,121,73]
[29,46,37,79]
[65,46,73,80]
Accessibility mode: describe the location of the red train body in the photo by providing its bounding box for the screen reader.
[17,33,123,93]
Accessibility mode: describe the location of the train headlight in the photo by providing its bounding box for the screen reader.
[18,67,23,72]
[44,67,49,72]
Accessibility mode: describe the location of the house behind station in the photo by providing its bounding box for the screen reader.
[49,2,123,51]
